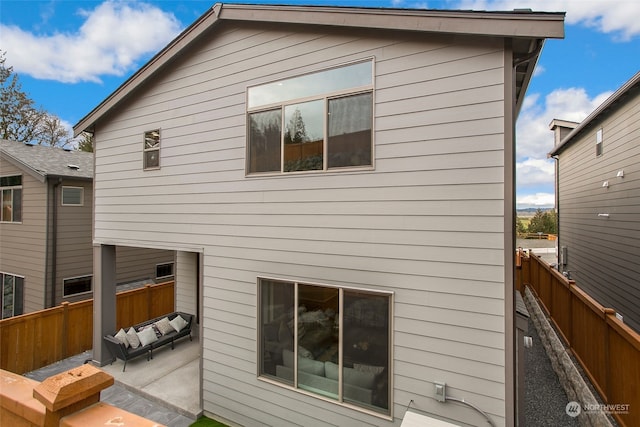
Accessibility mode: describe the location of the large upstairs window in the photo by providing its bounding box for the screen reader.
[1,175,22,223]
[247,60,373,174]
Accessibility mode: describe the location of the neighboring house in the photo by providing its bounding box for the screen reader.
[549,71,640,333]
[0,140,175,318]
[74,4,564,426]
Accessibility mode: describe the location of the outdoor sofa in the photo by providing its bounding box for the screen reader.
[104,311,193,371]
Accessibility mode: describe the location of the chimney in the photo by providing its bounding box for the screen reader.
[549,119,579,147]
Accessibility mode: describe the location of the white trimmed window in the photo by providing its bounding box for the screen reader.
[258,278,391,415]
[63,275,92,297]
[596,128,603,157]
[247,60,374,174]
[1,272,24,319]
[144,129,161,170]
[61,186,84,206]
[1,175,22,223]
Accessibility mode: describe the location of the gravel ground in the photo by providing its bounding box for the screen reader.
[524,317,580,426]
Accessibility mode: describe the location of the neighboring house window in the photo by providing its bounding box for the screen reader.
[144,129,161,170]
[63,275,92,297]
[258,278,391,415]
[1,272,24,319]
[0,175,22,223]
[247,60,374,174]
[156,262,174,280]
[596,128,603,157]
[61,186,84,206]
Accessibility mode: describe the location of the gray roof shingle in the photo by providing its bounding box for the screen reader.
[0,139,93,181]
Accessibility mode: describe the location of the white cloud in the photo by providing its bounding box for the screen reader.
[1,1,182,83]
[516,87,612,161]
[514,87,611,202]
[516,158,555,187]
[517,192,555,208]
[455,0,640,40]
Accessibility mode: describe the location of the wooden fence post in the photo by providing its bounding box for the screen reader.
[61,302,69,359]
[146,285,152,320]
[567,280,575,346]
[603,308,615,403]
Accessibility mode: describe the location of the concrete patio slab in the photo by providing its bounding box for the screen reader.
[100,336,201,420]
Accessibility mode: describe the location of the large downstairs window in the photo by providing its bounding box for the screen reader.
[247,60,373,174]
[258,278,391,415]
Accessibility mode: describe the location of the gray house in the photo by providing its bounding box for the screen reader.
[74,4,564,426]
[0,140,175,318]
[549,71,640,333]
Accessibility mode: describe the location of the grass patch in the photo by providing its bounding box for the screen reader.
[189,416,228,427]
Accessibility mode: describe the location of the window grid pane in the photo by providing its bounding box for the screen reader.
[328,93,373,169]
[248,60,373,108]
[284,101,324,172]
[248,109,282,173]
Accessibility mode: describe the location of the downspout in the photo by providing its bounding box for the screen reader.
[51,178,62,307]
[510,40,542,426]
[552,155,560,268]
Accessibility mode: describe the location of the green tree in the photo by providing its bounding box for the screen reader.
[77,132,94,152]
[284,108,307,144]
[527,209,557,234]
[0,50,71,148]
[516,214,527,236]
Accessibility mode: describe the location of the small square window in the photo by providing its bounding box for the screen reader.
[62,186,84,206]
[596,128,603,157]
[144,130,160,170]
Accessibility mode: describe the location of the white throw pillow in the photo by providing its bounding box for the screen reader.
[169,315,188,333]
[137,326,158,346]
[155,317,175,335]
[127,327,141,349]
[114,328,130,348]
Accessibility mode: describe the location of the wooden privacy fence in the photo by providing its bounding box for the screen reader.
[516,251,639,427]
[0,281,174,375]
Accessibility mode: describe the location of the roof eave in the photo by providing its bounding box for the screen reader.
[0,151,47,183]
[73,3,565,136]
[219,4,565,38]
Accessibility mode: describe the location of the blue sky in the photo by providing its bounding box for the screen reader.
[1,0,639,208]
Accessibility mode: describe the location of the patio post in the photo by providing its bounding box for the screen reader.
[92,244,117,366]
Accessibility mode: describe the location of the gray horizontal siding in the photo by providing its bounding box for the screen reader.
[55,179,93,303]
[559,90,640,332]
[0,159,47,314]
[93,22,507,426]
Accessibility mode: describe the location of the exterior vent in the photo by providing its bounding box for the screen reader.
[67,164,80,170]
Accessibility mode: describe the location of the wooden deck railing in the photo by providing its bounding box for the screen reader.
[0,281,174,375]
[516,251,639,427]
